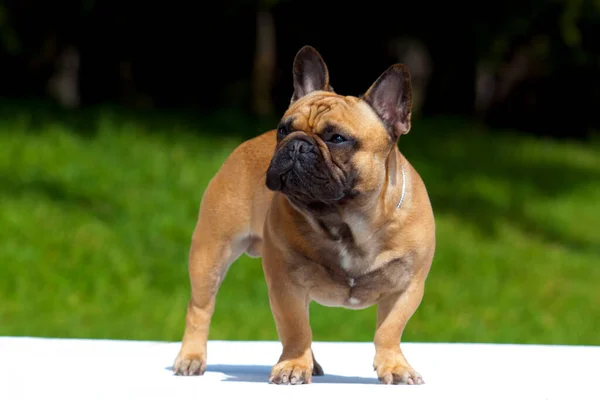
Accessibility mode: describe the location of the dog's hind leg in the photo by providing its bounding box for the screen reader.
[172,131,277,376]
[173,170,255,376]
[173,223,249,376]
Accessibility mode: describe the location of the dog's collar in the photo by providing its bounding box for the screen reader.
[396,164,407,210]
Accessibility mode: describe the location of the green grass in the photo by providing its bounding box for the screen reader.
[1,104,599,346]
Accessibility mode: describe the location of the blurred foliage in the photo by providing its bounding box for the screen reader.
[478,0,600,67]
[0,3,19,53]
[0,105,598,344]
[0,0,598,137]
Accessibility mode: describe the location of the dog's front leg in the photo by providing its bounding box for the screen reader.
[262,246,315,384]
[373,277,426,385]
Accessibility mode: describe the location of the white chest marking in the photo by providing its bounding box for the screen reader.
[348,297,360,305]
[339,245,352,271]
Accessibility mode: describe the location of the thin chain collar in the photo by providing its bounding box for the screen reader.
[396,164,407,210]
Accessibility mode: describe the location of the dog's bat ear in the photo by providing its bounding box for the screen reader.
[362,64,413,139]
[291,46,333,103]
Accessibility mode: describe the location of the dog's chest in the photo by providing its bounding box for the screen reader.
[294,220,413,309]
[329,223,368,273]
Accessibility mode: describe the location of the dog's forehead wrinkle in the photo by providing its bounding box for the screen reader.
[288,95,357,132]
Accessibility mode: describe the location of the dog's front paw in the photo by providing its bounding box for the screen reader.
[376,364,423,385]
[173,352,206,376]
[374,351,424,385]
[269,358,313,385]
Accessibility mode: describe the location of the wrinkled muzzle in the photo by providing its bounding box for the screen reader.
[266,134,346,203]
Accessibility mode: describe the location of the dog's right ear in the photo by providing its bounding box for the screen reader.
[291,46,333,103]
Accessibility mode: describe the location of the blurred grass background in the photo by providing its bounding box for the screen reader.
[1,103,598,345]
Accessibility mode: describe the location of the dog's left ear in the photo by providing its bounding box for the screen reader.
[362,64,412,139]
[291,45,333,103]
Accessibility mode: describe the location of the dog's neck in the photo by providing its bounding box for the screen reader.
[341,146,410,236]
[283,146,410,247]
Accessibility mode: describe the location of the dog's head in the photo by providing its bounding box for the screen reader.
[266,46,412,208]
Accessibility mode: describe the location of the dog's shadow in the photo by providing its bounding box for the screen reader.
[165,364,379,384]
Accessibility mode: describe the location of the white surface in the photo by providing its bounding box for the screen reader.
[1,336,598,400]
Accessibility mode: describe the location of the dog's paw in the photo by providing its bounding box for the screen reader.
[373,348,424,385]
[173,352,206,376]
[269,359,313,385]
[311,350,324,376]
[312,358,324,376]
[375,363,424,385]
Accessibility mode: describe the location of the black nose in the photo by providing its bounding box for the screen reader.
[290,138,313,155]
[265,136,315,192]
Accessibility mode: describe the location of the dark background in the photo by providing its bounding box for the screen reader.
[2,0,599,138]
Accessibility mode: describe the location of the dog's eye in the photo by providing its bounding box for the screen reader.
[277,125,288,137]
[329,134,347,144]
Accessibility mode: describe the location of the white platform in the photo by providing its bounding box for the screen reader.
[1,337,598,399]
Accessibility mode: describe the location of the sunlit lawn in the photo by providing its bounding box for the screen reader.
[1,104,599,346]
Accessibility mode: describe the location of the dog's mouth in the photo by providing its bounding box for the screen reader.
[272,170,345,202]
[265,161,292,192]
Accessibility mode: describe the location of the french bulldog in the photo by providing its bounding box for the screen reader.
[173,45,436,385]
